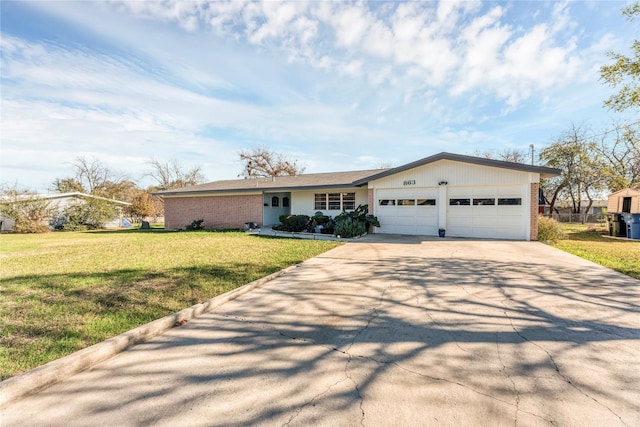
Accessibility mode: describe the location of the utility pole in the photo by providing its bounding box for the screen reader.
[529,144,535,165]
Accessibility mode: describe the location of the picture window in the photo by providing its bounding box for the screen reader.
[315,193,357,210]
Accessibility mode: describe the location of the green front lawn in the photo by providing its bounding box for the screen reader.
[550,223,640,280]
[0,230,341,380]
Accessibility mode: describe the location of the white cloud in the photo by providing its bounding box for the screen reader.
[1,0,627,191]
[102,0,604,109]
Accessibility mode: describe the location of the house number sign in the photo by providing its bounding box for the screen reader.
[403,180,416,186]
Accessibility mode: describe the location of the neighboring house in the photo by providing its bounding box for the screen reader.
[608,188,640,214]
[0,192,130,231]
[587,200,608,215]
[545,200,608,216]
[156,152,560,241]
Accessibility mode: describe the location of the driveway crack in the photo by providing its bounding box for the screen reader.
[281,377,350,427]
[504,311,629,427]
[496,337,520,426]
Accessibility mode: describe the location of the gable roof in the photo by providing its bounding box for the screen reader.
[608,187,640,197]
[155,152,562,197]
[353,152,561,185]
[155,169,388,196]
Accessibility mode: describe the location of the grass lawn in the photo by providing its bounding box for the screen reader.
[0,230,341,381]
[550,222,640,280]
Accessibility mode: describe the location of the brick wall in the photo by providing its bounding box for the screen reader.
[368,189,374,215]
[164,195,263,230]
[530,183,539,241]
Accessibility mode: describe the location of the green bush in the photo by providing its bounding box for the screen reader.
[54,199,118,230]
[334,217,366,238]
[13,218,50,234]
[537,216,566,242]
[186,219,205,230]
[333,204,380,238]
[0,186,54,234]
[273,215,310,232]
[312,215,330,225]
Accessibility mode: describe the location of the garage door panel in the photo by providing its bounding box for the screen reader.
[376,189,438,235]
[376,184,528,239]
[472,217,498,227]
[446,185,527,240]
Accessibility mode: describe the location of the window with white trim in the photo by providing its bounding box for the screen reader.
[315,192,356,210]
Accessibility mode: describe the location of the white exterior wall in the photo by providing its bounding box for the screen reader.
[290,188,369,217]
[369,160,538,240]
[368,160,534,189]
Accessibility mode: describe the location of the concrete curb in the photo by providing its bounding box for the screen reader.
[0,264,300,409]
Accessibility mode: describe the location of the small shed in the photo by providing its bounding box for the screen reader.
[607,188,640,213]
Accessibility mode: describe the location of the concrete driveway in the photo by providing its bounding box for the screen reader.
[1,236,639,426]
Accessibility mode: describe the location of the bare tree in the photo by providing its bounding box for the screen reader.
[597,122,640,191]
[52,156,130,199]
[146,158,205,190]
[472,148,529,164]
[239,146,305,178]
[71,156,116,194]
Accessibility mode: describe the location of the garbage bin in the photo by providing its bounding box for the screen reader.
[608,213,626,237]
[628,214,640,240]
[607,213,616,236]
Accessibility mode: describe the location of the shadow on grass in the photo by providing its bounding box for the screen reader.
[0,262,281,380]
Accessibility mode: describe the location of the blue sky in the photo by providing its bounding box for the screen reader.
[1,0,637,192]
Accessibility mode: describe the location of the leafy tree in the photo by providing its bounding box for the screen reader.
[540,125,606,215]
[125,191,157,223]
[239,146,305,178]
[59,198,118,230]
[51,178,85,193]
[600,2,640,111]
[146,158,205,190]
[97,180,138,202]
[0,184,55,233]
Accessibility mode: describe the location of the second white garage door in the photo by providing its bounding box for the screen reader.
[446,186,527,240]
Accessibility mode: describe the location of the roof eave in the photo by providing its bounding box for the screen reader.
[155,182,366,197]
[353,152,561,184]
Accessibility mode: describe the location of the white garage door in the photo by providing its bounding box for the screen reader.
[375,188,438,235]
[374,185,528,239]
[446,186,527,240]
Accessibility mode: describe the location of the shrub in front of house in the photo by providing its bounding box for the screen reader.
[334,204,380,238]
[273,215,310,232]
[186,219,205,230]
[334,216,367,238]
[537,216,566,243]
